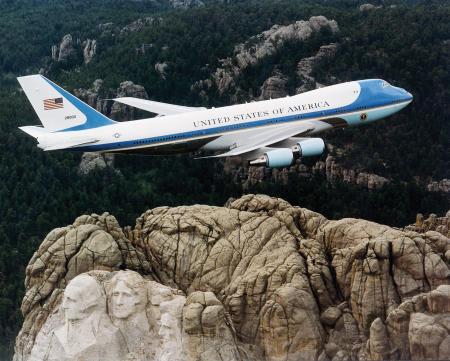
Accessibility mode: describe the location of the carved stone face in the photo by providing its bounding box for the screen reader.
[158,313,176,342]
[62,274,103,321]
[111,280,137,319]
[62,285,86,321]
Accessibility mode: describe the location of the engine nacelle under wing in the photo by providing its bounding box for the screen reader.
[293,138,325,157]
[249,148,294,168]
[248,138,325,168]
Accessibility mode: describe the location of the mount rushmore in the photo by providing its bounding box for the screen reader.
[13,194,450,361]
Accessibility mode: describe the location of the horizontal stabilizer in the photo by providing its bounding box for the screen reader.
[19,125,49,138]
[113,97,205,116]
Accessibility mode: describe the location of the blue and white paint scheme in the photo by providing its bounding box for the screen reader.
[17,75,412,168]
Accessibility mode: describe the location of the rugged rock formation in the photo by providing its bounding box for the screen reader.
[192,16,339,97]
[405,211,450,238]
[359,4,381,12]
[225,154,390,191]
[155,62,169,79]
[78,152,115,175]
[83,39,97,64]
[52,34,76,62]
[259,70,289,100]
[296,43,339,93]
[427,179,450,193]
[14,195,450,361]
[109,81,149,121]
[73,78,149,174]
[120,17,157,35]
[169,0,204,8]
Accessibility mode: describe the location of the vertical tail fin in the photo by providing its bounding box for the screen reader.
[17,74,115,132]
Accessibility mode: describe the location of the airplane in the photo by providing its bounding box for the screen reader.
[17,75,413,168]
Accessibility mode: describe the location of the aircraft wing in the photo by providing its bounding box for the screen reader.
[113,97,206,116]
[200,121,315,158]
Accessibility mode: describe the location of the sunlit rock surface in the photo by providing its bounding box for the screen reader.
[14,195,450,361]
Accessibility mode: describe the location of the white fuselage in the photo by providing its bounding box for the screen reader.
[37,79,412,155]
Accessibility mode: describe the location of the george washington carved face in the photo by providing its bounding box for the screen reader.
[62,274,104,321]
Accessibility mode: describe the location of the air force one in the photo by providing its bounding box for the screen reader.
[17,75,412,168]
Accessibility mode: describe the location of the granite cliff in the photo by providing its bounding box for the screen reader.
[14,195,450,361]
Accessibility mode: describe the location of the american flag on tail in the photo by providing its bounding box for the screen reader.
[43,97,64,110]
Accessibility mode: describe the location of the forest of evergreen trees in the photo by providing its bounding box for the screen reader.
[0,0,449,358]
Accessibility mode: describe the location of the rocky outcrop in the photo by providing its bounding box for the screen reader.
[366,285,450,360]
[359,4,381,12]
[53,34,76,62]
[74,79,149,174]
[74,79,149,121]
[120,17,157,35]
[427,179,450,193]
[83,39,97,64]
[192,16,339,97]
[296,43,339,93]
[110,81,149,121]
[405,211,450,238]
[14,195,450,361]
[73,79,110,115]
[155,61,169,79]
[259,70,288,100]
[51,34,96,65]
[169,0,204,8]
[225,154,390,190]
[78,152,115,175]
[322,155,389,189]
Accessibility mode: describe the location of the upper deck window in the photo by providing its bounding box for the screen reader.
[382,81,390,88]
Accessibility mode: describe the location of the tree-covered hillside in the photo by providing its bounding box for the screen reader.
[0,0,449,358]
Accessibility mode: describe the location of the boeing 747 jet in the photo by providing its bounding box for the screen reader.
[18,75,412,168]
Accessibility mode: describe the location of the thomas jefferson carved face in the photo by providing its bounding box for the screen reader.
[108,271,148,320]
[62,274,104,321]
[111,280,137,319]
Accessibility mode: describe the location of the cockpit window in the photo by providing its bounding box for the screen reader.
[382,81,390,88]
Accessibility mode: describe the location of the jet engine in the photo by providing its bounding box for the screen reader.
[292,138,325,157]
[249,148,294,168]
[248,138,326,168]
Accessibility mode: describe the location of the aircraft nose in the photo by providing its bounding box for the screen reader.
[394,86,413,103]
[401,89,413,102]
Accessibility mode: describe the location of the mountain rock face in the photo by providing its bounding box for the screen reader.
[405,211,450,239]
[83,39,97,64]
[192,16,339,98]
[13,195,450,361]
[296,43,339,93]
[74,79,149,174]
[225,154,390,190]
[55,34,76,62]
[259,70,289,100]
[78,152,115,175]
[427,179,450,193]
